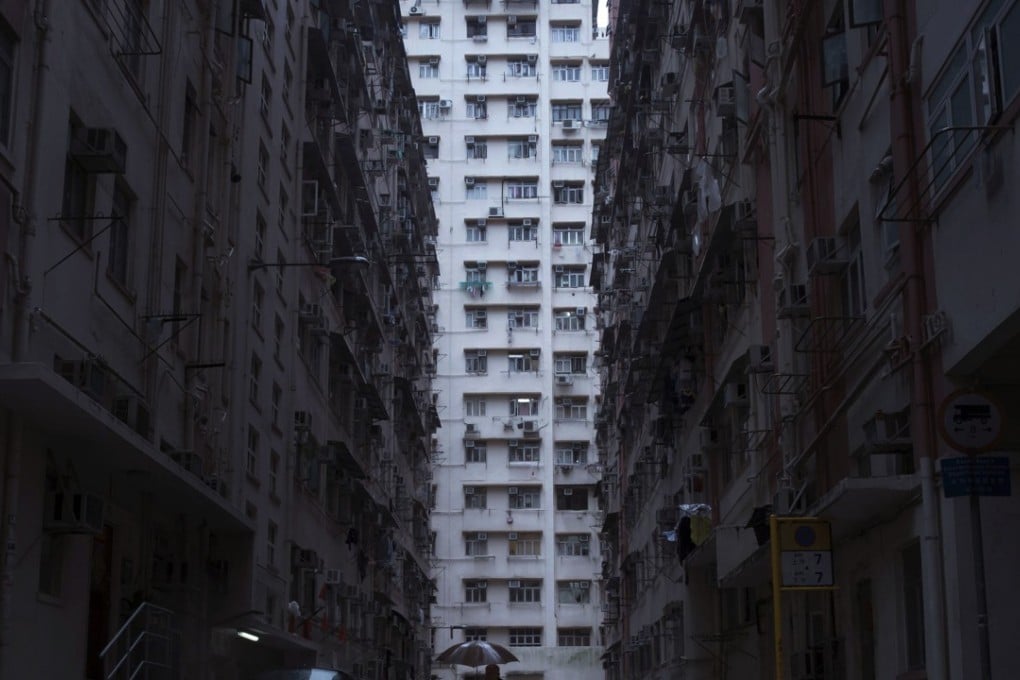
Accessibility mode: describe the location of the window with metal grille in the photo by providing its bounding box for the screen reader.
[509,628,542,646]
[554,397,588,419]
[555,534,591,556]
[508,580,542,603]
[556,581,591,604]
[508,533,542,556]
[508,487,541,509]
[508,442,541,463]
[558,628,591,646]
[464,579,488,602]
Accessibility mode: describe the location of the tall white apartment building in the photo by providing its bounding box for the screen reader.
[402,0,609,677]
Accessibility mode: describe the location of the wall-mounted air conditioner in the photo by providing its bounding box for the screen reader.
[43,491,105,534]
[489,207,504,217]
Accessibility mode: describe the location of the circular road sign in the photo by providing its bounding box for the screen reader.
[937,389,1004,454]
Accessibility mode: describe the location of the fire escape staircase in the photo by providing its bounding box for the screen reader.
[100,602,180,680]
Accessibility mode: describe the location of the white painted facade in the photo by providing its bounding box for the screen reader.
[402,1,609,677]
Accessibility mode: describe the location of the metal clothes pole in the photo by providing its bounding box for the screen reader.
[970,491,992,680]
[771,514,783,680]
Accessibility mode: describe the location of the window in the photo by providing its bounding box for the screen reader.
[553,224,585,246]
[509,628,542,646]
[275,250,285,293]
[509,533,541,556]
[251,282,265,332]
[418,59,439,78]
[554,309,586,331]
[552,144,583,164]
[467,100,488,119]
[552,63,582,81]
[555,397,588,419]
[464,486,487,508]
[508,265,540,285]
[62,118,95,241]
[465,396,487,416]
[261,15,274,54]
[466,58,487,79]
[509,580,542,603]
[558,628,591,646]
[508,487,541,509]
[271,383,282,428]
[556,486,588,510]
[465,533,489,556]
[419,98,441,120]
[466,223,487,241]
[556,581,591,603]
[508,441,541,463]
[278,185,289,231]
[509,396,540,417]
[269,450,280,497]
[254,211,267,260]
[465,441,488,463]
[182,81,197,166]
[466,350,488,373]
[465,579,488,602]
[108,181,133,286]
[423,138,439,159]
[821,2,849,107]
[464,627,488,641]
[550,24,581,42]
[507,181,539,199]
[273,315,284,361]
[467,138,488,159]
[508,138,537,159]
[249,353,262,405]
[257,141,269,189]
[590,144,600,165]
[552,102,583,121]
[554,354,587,374]
[507,352,537,372]
[267,520,277,567]
[510,99,537,118]
[591,62,609,81]
[507,307,539,329]
[260,74,272,119]
[419,21,440,38]
[554,266,586,288]
[507,58,537,78]
[507,19,537,38]
[554,443,588,466]
[466,308,488,329]
[591,101,612,123]
[246,425,260,478]
[902,542,926,671]
[282,62,293,105]
[466,183,488,200]
[555,533,591,556]
[509,222,538,241]
[467,17,488,38]
[841,219,866,318]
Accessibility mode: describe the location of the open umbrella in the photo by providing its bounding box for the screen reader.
[435,640,519,667]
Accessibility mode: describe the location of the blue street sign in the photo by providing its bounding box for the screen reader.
[941,456,1012,498]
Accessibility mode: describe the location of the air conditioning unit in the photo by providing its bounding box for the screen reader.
[72,127,128,174]
[575,307,586,316]
[408,5,422,15]
[715,85,736,117]
[515,96,528,104]
[579,581,590,589]
[552,180,565,188]
[489,207,504,217]
[507,14,518,24]
[476,219,487,227]
[527,54,538,64]
[294,410,312,429]
[465,135,476,144]
[478,16,488,24]
[562,120,577,130]
[522,420,538,434]
[477,260,488,269]
[429,56,440,65]
[508,580,521,588]
[554,265,565,273]
[508,532,519,540]
[477,580,488,588]
[747,344,774,373]
[464,486,475,494]
[556,374,574,386]
[464,439,475,448]
[477,55,487,65]
[563,488,573,496]
[473,34,488,42]
[43,491,105,534]
[439,99,453,109]
[529,349,540,357]
[527,135,538,143]
[465,176,476,186]
[325,568,343,584]
[507,261,518,269]
[806,237,849,275]
[522,218,533,226]
[777,282,810,318]
[465,424,479,437]
[508,487,519,494]
[476,95,487,103]
[428,136,439,144]
[477,532,488,540]
[428,177,440,188]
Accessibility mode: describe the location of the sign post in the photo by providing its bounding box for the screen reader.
[937,388,1006,680]
[770,516,836,680]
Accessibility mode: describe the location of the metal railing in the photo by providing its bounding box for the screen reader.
[100,602,179,680]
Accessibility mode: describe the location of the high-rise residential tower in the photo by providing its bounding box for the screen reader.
[402,1,609,678]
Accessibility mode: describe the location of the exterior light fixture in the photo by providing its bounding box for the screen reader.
[236,630,260,642]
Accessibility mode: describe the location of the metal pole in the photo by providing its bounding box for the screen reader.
[970,491,992,680]
[770,514,783,680]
